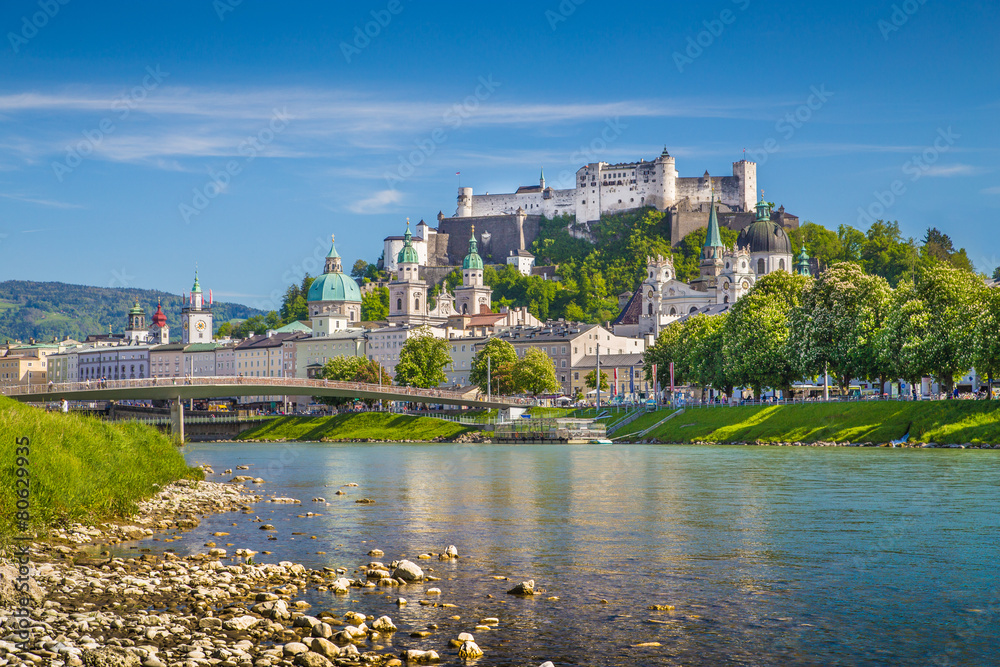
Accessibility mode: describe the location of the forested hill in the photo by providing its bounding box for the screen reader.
[0,281,263,343]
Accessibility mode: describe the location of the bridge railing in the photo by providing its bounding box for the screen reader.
[1,375,524,406]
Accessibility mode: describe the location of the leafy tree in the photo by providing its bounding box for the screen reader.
[350,260,369,280]
[317,356,390,406]
[993,266,1000,281]
[469,338,518,396]
[860,220,918,287]
[789,262,891,392]
[682,313,729,398]
[515,347,560,396]
[722,272,810,397]
[361,286,389,321]
[789,222,842,269]
[215,321,233,339]
[585,369,609,392]
[920,227,974,273]
[974,286,1000,395]
[393,327,451,388]
[643,320,689,388]
[876,281,932,398]
[837,225,866,263]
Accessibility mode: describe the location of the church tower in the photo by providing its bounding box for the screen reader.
[181,270,213,343]
[125,301,148,344]
[388,220,430,326]
[149,299,170,344]
[795,246,812,276]
[455,226,492,316]
[690,192,725,292]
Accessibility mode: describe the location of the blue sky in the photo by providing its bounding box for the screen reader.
[0,0,997,310]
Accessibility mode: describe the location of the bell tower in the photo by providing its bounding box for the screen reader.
[181,270,213,343]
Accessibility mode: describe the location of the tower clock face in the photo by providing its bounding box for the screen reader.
[183,320,189,329]
[196,320,207,332]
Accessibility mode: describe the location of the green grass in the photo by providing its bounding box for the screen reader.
[0,299,17,312]
[236,412,477,442]
[0,396,201,534]
[631,401,1000,444]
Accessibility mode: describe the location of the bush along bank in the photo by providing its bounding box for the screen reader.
[235,412,484,443]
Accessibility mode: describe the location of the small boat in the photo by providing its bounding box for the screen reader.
[589,438,613,445]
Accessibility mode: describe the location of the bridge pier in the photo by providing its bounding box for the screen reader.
[169,397,185,444]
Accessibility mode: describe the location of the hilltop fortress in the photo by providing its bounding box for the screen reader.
[456,147,767,225]
[382,148,797,272]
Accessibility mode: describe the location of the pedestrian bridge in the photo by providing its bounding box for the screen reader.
[2,376,521,442]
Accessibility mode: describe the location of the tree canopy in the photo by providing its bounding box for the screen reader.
[393,327,452,388]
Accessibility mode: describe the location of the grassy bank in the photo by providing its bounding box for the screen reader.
[618,401,1000,444]
[236,412,477,442]
[0,396,200,534]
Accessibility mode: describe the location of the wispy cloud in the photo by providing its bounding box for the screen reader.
[921,164,982,177]
[982,185,1000,195]
[348,189,404,214]
[0,193,84,208]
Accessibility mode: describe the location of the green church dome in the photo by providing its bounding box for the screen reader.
[462,226,484,270]
[397,221,420,264]
[736,197,792,255]
[307,271,362,303]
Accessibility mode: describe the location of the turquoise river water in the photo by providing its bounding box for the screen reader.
[147,442,1000,666]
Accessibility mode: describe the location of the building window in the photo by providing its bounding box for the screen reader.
[757,258,765,274]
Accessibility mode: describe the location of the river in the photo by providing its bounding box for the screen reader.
[153,442,1000,666]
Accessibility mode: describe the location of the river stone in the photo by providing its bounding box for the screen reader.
[223,615,261,631]
[81,648,140,667]
[0,564,44,607]
[311,621,334,638]
[294,653,333,667]
[458,641,483,659]
[283,642,309,656]
[391,559,424,582]
[309,638,341,659]
[404,649,440,663]
[445,545,459,558]
[371,616,397,632]
[507,579,536,596]
[457,632,475,642]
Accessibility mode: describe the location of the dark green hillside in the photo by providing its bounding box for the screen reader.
[0,280,263,343]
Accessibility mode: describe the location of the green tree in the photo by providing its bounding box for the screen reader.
[722,272,810,397]
[860,220,919,286]
[789,222,842,269]
[361,286,389,321]
[350,259,369,280]
[789,262,891,392]
[394,327,451,388]
[876,281,932,398]
[515,347,560,396]
[317,356,390,406]
[683,313,730,398]
[643,320,689,388]
[974,286,1000,396]
[215,321,233,339]
[837,224,866,263]
[470,338,518,396]
[585,369,609,392]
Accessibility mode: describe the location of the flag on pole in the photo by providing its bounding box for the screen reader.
[652,363,658,400]
[669,361,675,395]
[613,368,618,397]
[629,366,635,395]
[209,289,213,305]
[456,171,460,175]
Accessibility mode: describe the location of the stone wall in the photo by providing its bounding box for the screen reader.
[438,214,541,265]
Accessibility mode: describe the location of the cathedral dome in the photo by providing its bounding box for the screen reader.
[397,221,420,264]
[307,271,362,303]
[462,225,484,270]
[308,235,362,303]
[737,220,792,254]
[737,198,792,254]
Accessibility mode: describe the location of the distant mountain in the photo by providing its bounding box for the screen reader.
[0,280,264,344]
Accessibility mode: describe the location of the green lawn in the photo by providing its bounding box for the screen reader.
[0,396,201,534]
[236,412,477,442]
[631,401,1000,445]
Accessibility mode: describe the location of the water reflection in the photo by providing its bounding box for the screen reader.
[167,443,1000,666]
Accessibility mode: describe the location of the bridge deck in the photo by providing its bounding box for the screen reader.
[2,376,522,409]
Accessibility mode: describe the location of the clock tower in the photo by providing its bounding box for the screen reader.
[181,270,213,343]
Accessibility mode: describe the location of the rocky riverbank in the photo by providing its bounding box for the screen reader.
[0,474,550,667]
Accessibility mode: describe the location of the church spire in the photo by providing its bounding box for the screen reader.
[539,167,546,189]
[702,191,722,257]
[324,234,343,274]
